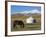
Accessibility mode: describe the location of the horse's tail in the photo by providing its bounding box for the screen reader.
[13,21,16,28]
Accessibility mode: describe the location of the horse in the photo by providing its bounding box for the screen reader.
[13,20,24,28]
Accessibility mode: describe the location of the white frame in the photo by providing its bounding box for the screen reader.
[7,1,45,35]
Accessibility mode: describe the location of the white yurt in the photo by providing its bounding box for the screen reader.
[26,16,34,24]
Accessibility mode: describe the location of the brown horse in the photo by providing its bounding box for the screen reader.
[13,20,24,28]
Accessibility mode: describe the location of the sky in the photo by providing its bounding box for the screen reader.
[11,5,41,14]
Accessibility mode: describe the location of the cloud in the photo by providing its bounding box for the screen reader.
[31,9,40,13]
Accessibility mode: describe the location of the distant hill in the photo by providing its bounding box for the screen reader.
[11,12,41,17]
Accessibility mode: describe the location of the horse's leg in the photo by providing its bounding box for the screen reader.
[13,22,16,28]
[23,23,24,28]
[20,22,24,28]
[20,24,24,28]
[20,23,23,28]
[13,23,15,28]
[20,24,22,28]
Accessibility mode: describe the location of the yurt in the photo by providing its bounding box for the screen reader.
[26,16,34,24]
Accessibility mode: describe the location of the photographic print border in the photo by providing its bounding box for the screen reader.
[5,1,45,36]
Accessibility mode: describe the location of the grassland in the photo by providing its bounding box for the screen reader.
[11,14,41,31]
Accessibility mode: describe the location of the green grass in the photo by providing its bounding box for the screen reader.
[11,15,41,31]
[11,23,41,31]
